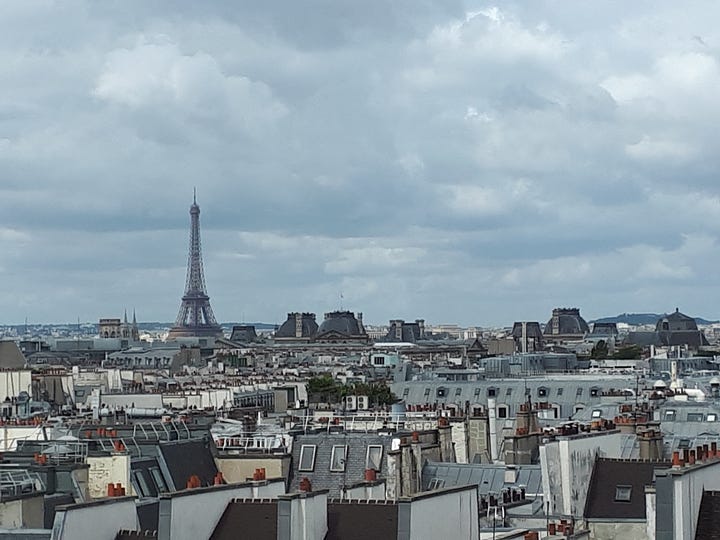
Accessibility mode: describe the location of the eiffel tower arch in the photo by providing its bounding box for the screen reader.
[167,193,224,339]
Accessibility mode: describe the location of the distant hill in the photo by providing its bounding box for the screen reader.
[591,313,719,326]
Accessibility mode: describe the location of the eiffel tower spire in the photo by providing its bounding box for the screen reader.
[167,193,223,339]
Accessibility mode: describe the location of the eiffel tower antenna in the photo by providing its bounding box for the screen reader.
[167,192,223,339]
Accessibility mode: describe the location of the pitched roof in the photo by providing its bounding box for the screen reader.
[158,439,219,490]
[584,458,670,520]
[421,461,543,495]
[695,490,720,540]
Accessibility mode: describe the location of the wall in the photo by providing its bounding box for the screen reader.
[0,371,32,402]
[50,497,138,540]
[87,454,133,498]
[0,426,46,452]
[277,491,328,540]
[402,485,479,540]
[467,417,489,463]
[343,481,386,500]
[588,521,647,540]
[215,455,289,484]
[5,494,44,530]
[450,420,469,464]
[540,431,623,518]
[158,479,285,540]
[655,460,720,540]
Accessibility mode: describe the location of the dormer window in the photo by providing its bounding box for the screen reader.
[615,485,632,502]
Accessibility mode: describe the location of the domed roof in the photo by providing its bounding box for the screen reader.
[275,313,318,339]
[544,308,590,336]
[655,308,699,332]
[317,311,367,337]
[710,377,720,387]
[653,380,668,389]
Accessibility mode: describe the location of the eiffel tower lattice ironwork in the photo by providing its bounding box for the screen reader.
[167,192,223,339]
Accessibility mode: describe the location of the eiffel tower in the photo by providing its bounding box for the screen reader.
[167,192,224,339]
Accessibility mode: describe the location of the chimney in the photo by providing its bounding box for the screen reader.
[504,465,518,484]
[294,313,302,338]
[638,427,663,460]
[416,319,425,339]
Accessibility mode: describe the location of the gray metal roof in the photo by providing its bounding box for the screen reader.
[421,461,543,496]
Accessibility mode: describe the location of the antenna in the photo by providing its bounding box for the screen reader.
[193,187,197,204]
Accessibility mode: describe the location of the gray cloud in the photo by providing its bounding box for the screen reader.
[0,1,719,326]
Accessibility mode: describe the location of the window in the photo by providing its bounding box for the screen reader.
[299,445,317,472]
[373,356,385,365]
[678,439,691,449]
[615,485,632,502]
[497,405,508,419]
[366,445,383,470]
[590,388,599,397]
[474,388,482,397]
[330,445,348,472]
[663,410,676,421]
[708,414,717,422]
[488,388,497,397]
[591,409,602,419]
[402,388,410,398]
[132,471,151,497]
[557,388,564,396]
[506,388,512,396]
[428,478,445,490]
[149,467,168,493]
[424,388,431,397]
[576,388,583,397]
[455,388,462,397]
[437,387,446,398]
[687,413,704,422]
[538,388,548,398]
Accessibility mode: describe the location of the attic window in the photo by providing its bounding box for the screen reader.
[330,445,348,472]
[455,388,462,397]
[538,388,548,398]
[402,388,409,397]
[590,388,599,397]
[663,410,676,421]
[687,413,704,422]
[506,388,512,396]
[576,388,583,396]
[474,388,482,397]
[615,485,632,502]
[424,388,431,397]
[557,388,564,396]
[678,439,691,449]
[299,445,317,472]
[366,445,383,470]
[437,387,447,398]
[428,478,445,490]
[708,414,717,422]
[488,388,497,397]
[149,467,168,493]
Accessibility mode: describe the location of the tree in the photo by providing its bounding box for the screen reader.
[590,340,608,359]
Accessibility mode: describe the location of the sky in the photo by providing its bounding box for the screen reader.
[1,1,720,327]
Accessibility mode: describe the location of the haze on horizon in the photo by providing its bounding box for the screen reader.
[1,1,719,328]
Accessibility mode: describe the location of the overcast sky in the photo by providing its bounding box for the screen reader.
[1,1,719,327]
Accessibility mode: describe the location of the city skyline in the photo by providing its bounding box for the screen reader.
[1,2,720,326]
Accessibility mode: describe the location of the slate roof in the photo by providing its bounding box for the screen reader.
[0,341,26,369]
[275,313,318,339]
[157,438,219,490]
[584,458,670,520]
[289,431,394,497]
[211,499,277,540]
[421,462,543,496]
[392,375,636,419]
[316,311,367,339]
[229,325,259,343]
[695,490,720,540]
